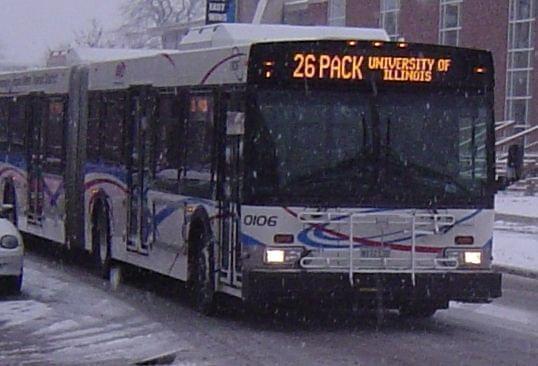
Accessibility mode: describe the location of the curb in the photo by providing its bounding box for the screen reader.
[493,264,538,280]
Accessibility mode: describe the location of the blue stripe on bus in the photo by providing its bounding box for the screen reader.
[0,153,27,169]
[240,232,264,247]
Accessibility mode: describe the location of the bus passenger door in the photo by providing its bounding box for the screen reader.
[126,86,154,254]
[219,93,245,288]
[27,94,47,226]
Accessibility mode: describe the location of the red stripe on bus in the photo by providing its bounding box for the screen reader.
[283,206,442,254]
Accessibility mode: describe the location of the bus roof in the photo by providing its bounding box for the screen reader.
[177,23,390,50]
[65,47,179,65]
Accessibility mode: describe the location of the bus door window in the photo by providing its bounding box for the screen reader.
[126,87,155,253]
[27,94,47,224]
[221,91,245,283]
[180,94,214,198]
[43,98,65,175]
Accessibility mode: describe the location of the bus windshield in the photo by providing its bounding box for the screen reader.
[243,87,493,208]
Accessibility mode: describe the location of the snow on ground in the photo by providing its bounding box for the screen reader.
[495,193,538,218]
[494,192,538,274]
[0,265,190,365]
[493,230,537,271]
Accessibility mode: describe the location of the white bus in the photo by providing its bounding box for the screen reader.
[0,24,501,316]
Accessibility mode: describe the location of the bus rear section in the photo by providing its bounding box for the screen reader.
[238,40,501,313]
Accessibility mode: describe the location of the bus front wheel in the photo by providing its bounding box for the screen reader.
[191,228,216,315]
[92,210,111,279]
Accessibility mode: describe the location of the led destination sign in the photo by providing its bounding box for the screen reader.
[250,41,493,88]
[292,53,452,82]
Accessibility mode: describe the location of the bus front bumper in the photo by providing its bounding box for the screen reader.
[242,270,502,307]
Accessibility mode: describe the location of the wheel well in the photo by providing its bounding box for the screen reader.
[2,180,16,205]
[91,198,110,252]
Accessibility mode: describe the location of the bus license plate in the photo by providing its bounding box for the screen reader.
[359,248,390,258]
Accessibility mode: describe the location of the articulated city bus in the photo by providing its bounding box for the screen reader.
[0,24,500,316]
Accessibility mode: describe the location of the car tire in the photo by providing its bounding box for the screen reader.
[92,211,111,279]
[192,230,216,315]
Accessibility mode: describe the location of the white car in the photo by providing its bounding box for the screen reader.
[0,216,24,295]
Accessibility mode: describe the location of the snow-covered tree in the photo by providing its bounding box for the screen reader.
[119,0,205,48]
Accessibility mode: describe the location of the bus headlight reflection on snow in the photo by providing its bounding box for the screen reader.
[264,247,304,264]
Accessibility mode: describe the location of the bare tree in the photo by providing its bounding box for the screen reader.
[74,18,106,48]
[119,0,204,48]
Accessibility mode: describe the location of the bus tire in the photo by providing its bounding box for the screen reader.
[399,302,438,318]
[92,208,111,279]
[2,273,22,295]
[191,227,216,315]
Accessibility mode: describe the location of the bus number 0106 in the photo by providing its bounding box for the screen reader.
[243,215,277,227]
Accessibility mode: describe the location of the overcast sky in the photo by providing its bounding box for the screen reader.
[0,0,123,64]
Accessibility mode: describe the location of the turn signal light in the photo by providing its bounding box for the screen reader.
[274,234,294,244]
[455,235,474,245]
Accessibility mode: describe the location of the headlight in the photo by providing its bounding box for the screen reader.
[464,251,482,265]
[266,249,285,263]
[0,235,19,249]
[445,248,483,267]
[264,247,304,264]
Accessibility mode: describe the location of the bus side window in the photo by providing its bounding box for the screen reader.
[179,94,214,198]
[0,98,8,156]
[43,98,65,175]
[153,93,181,193]
[10,98,27,161]
[87,94,102,162]
[102,93,125,165]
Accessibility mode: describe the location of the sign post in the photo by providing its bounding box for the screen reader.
[206,0,236,24]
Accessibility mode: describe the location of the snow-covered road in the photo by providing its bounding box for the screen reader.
[0,255,188,365]
[1,250,537,366]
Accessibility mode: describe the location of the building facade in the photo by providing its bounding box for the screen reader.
[235,0,538,153]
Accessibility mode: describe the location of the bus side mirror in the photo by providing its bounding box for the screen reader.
[507,143,524,183]
[226,112,245,136]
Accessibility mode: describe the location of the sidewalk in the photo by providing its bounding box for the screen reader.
[493,193,538,278]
